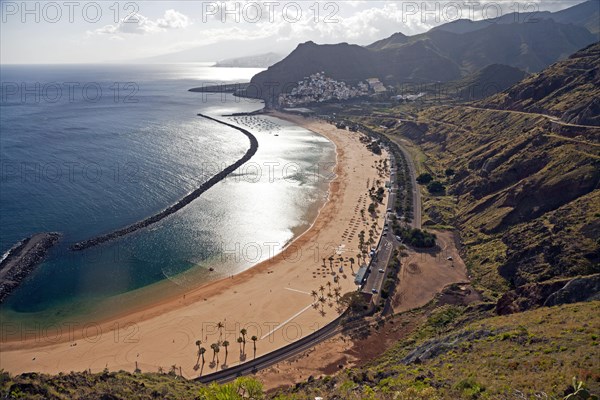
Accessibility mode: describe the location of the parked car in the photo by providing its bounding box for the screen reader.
[447,256,453,261]
[378,268,385,273]
[371,288,378,294]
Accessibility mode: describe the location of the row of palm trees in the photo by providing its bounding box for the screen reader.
[322,255,358,274]
[194,328,259,374]
[309,280,345,316]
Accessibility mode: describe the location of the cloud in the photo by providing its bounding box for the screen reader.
[157,9,191,29]
[249,3,429,45]
[89,9,190,36]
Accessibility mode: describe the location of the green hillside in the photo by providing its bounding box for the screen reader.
[275,301,600,399]
[441,64,528,101]
[481,42,600,125]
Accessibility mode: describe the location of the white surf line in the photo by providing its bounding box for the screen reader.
[260,303,315,340]
[284,287,312,295]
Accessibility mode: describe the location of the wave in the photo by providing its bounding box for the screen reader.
[0,240,25,265]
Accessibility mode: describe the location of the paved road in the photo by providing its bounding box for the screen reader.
[359,130,426,302]
[387,136,422,229]
[362,238,395,301]
[195,312,347,384]
[445,105,600,130]
[361,153,397,298]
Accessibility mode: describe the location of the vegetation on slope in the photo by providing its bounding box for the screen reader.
[0,370,265,399]
[441,64,528,101]
[481,42,600,126]
[274,301,600,400]
[376,43,600,298]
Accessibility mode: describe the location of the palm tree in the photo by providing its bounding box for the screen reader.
[326,281,332,294]
[222,340,230,365]
[310,289,318,301]
[251,336,258,359]
[195,340,202,367]
[240,328,247,345]
[237,336,243,353]
[328,256,334,271]
[333,287,341,301]
[211,343,219,363]
[199,347,206,364]
[319,285,325,296]
[349,257,355,272]
[194,340,202,369]
[217,322,225,341]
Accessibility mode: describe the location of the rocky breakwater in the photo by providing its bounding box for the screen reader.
[70,114,259,251]
[0,232,61,303]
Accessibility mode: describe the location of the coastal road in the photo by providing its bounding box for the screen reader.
[397,141,422,230]
[362,132,425,303]
[362,239,394,301]
[195,310,357,385]
[361,152,401,302]
[441,105,600,130]
[357,118,422,229]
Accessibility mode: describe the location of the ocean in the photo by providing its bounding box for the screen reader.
[0,64,335,325]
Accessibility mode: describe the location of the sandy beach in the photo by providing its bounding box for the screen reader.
[0,113,390,378]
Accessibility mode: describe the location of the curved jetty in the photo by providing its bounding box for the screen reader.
[70,114,259,251]
[0,232,61,303]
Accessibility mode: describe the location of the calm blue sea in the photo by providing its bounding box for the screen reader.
[0,64,334,325]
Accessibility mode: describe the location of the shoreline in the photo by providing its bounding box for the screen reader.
[0,112,390,379]
[70,113,259,252]
[0,111,334,333]
[0,112,338,341]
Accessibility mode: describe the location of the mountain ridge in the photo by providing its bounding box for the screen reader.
[432,0,600,35]
[481,41,600,126]
[250,7,597,105]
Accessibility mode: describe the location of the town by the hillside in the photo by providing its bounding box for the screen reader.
[278,72,389,107]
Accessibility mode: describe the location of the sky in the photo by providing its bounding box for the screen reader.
[0,0,589,64]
